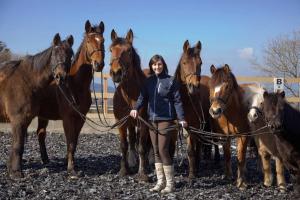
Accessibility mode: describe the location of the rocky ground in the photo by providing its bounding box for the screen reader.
[0,131,298,200]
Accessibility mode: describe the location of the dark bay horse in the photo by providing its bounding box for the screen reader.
[36,20,105,177]
[110,29,150,181]
[0,34,74,178]
[262,91,300,196]
[209,64,249,189]
[174,40,218,179]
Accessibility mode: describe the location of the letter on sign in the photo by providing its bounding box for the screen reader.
[274,77,284,92]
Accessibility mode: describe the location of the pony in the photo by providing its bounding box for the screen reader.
[262,91,300,196]
[241,83,286,192]
[36,20,105,177]
[174,40,219,179]
[0,33,74,179]
[109,29,150,181]
[208,64,249,189]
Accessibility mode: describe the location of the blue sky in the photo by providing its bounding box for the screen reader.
[0,0,300,76]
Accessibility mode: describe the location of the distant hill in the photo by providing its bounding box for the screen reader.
[90,83,115,93]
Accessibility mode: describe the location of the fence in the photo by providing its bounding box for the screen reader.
[88,73,300,119]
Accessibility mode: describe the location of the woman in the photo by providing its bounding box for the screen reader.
[130,54,187,194]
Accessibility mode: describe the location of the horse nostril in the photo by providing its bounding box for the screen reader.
[213,108,222,115]
[253,113,258,119]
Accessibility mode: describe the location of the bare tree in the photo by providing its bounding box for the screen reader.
[0,41,12,63]
[252,30,300,96]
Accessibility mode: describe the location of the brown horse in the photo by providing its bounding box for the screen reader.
[174,40,219,179]
[241,83,286,192]
[0,33,74,179]
[36,20,105,177]
[110,29,150,181]
[209,64,249,189]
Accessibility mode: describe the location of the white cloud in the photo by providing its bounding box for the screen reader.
[238,47,254,59]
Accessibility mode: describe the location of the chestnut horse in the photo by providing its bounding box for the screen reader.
[262,91,300,196]
[174,40,219,179]
[36,20,105,177]
[209,64,249,189]
[241,83,286,192]
[110,29,150,181]
[0,34,74,179]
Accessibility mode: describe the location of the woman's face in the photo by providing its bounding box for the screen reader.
[152,60,164,75]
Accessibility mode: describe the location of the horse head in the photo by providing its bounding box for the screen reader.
[262,90,285,132]
[244,84,265,123]
[176,40,202,94]
[109,29,134,83]
[84,20,105,72]
[209,64,238,119]
[51,33,74,84]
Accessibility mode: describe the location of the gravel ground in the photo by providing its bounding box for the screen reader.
[0,131,298,200]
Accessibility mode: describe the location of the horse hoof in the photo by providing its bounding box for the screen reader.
[279,185,287,193]
[8,170,24,179]
[188,173,196,180]
[119,169,128,177]
[237,181,248,190]
[68,170,80,179]
[138,174,149,182]
[41,158,50,165]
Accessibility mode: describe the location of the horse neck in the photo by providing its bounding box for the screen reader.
[27,47,53,88]
[120,69,145,100]
[69,43,93,84]
[225,86,247,118]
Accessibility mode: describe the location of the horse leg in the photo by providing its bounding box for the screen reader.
[258,149,273,187]
[275,157,286,192]
[127,126,137,168]
[37,118,49,164]
[137,124,149,182]
[223,140,233,180]
[63,116,82,178]
[7,122,28,179]
[236,136,248,190]
[214,144,220,163]
[187,135,196,179]
[118,126,129,176]
[203,144,212,160]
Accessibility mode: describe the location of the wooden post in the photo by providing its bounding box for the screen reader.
[103,77,108,116]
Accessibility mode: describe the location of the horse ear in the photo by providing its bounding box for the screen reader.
[98,21,105,34]
[263,91,268,99]
[278,90,285,98]
[66,35,74,47]
[126,29,134,44]
[210,65,217,74]
[196,41,202,51]
[224,64,231,73]
[53,33,61,46]
[85,20,92,33]
[183,40,189,53]
[111,29,118,42]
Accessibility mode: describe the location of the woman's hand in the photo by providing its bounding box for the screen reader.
[179,120,188,128]
[130,110,138,119]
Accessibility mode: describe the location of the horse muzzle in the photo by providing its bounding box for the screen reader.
[209,107,223,119]
[110,69,122,83]
[93,61,105,72]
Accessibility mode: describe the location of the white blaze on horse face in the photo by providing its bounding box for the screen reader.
[95,37,101,42]
[214,83,224,95]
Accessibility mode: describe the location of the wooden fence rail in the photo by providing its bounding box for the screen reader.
[90,73,300,118]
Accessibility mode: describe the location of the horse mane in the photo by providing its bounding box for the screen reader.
[210,67,239,90]
[72,41,84,66]
[30,46,53,70]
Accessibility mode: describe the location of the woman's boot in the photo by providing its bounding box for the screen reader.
[149,163,165,192]
[161,165,174,194]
